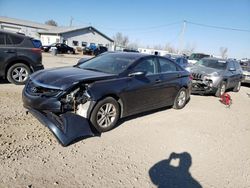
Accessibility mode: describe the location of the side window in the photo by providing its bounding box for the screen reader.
[6,35,12,45]
[0,33,5,45]
[158,58,177,73]
[133,58,157,75]
[9,34,23,44]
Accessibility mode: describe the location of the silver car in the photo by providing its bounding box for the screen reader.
[240,59,250,83]
[190,58,243,97]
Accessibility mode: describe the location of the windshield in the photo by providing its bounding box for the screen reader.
[78,53,137,74]
[196,59,227,70]
[189,53,209,60]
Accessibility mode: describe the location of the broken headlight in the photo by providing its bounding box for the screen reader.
[61,85,91,112]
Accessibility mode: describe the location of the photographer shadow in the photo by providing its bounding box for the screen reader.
[149,152,202,188]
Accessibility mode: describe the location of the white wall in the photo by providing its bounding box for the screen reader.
[40,34,60,45]
[61,28,113,48]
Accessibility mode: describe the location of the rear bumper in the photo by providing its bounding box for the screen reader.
[25,107,99,146]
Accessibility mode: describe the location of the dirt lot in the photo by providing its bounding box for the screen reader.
[1,53,250,188]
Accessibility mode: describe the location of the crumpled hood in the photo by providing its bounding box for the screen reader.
[190,65,224,76]
[30,67,116,90]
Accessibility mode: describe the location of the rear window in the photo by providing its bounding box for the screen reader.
[31,39,42,48]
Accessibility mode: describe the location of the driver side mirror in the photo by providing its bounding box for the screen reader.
[128,71,146,77]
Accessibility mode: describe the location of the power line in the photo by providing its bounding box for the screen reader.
[186,20,250,33]
[93,21,182,31]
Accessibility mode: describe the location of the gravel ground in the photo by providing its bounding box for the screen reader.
[0,53,250,188]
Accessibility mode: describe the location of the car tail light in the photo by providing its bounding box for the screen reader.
[31,48,41,54]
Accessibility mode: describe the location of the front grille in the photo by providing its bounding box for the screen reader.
[26,80,60,96]
[26,80,40,96]
[192,73,203,80]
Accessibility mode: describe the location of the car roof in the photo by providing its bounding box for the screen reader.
[201,57,227,62]
[0,29,30,39]
[107,51,154,58]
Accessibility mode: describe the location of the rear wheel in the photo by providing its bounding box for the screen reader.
[215,81,226,97]
[7,63,31,85]
[233,81,241,92]
[90,97,120,132]
[173,88,187,109]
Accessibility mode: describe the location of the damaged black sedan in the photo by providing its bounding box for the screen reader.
[22,52,191,146]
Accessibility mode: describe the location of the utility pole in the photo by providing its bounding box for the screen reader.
[70,16,74,27]
[179,20,186,54]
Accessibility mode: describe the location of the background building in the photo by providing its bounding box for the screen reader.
[0,16,113,49]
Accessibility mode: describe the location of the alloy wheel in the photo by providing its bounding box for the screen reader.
[177,90,186,107]
[12,67,29,83]
[97,103,117,128]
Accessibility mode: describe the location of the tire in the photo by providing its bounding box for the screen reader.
[233,81,241,92]
[7,63,31,85]
[215,81,226,97]
[173,88,187,109]
[90,97,120,132]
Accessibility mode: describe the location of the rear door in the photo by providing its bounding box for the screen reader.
[157,57,182,105]
[0,32,17,77]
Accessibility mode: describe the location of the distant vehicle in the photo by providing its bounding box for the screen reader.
[42,43,75,54]
[190,57,243,97]
[0,29,44,85]
[239,59,250,83]
[123,49,139,53]
[93,46,108,56]
[164,54,190,71]
[188,53,210,64]
[23,52,191,146]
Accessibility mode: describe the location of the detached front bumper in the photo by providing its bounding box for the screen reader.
[26,107,99,146]
[191,80,217,94]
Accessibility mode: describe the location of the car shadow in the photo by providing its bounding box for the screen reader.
[241,83,250,88]
[115,97,191,129]
[0,78,10,84]
[149,152,202,188]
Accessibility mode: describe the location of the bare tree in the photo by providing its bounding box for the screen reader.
[182,43,196,55]
[164,43,177,53]
[220,47,228,59]
[113,32,129,47]
[45,19,58,26]
[153,44,164,50]
[127,42,139,50]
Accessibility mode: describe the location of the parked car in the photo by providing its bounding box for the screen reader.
[93,46,108,56]
[42,43,75,54]
[82,43,97,55]
[190,57,243,96]
[22,52,192,146]
[188,53,210,64]
[0,29,44,85]
[239,59,250,83]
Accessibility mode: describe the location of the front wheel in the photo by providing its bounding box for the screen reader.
[215,81,226,97]
[173,88,187,109]
[233,81,241,92]
[90,97,120,132]
[7,63,31,85]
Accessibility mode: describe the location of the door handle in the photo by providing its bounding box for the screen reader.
[155,79,162,83]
